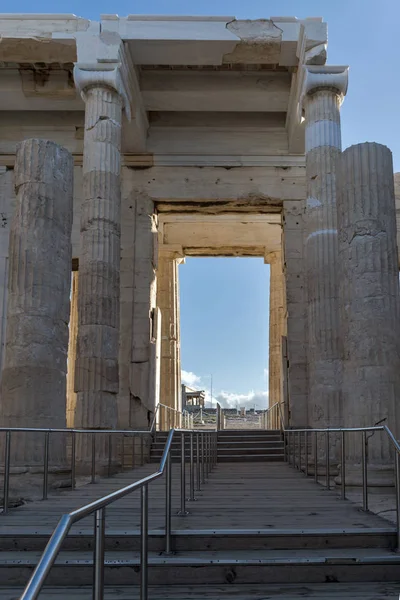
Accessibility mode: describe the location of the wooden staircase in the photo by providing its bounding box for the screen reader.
[150,429,285,463]
[1,440,399,598]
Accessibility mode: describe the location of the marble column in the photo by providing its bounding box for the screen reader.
[267,251,286,425]
[73,68,124,447]
[158,249,184,429]
[303,66,348,430]
[337,143,400,483]
[0,139,73,466]
[0,167,14,374]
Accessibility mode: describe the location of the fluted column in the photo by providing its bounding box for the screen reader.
[303,66,348,429]
[73,68,124,444]
[267,251,286,424]
[0,139,73,466]
[158,249,184,429]
[337,143,400,482]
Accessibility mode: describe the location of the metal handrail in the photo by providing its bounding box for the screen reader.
[260,401,285,430]
[284,424,400,548]
[150,403,193,432]
[19,428,218,600]
[1,427,153,515]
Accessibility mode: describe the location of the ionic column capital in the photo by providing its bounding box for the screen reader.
[301,65,349,108]
[74,65,130,118]
[73,34,138,121]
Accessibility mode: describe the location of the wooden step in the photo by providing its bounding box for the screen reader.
[2,583,400,599]
[2,528,394,553]
[3,548,400,586]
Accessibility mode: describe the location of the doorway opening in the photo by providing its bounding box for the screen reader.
[179,257,270,429]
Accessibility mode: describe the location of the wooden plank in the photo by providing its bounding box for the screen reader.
[0,463,394,537]
[0,583,399,599]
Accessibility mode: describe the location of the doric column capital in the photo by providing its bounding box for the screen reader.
[301,65,349,109]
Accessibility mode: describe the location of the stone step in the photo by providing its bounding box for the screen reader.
[3,548,400,587]
[3,583,400,599]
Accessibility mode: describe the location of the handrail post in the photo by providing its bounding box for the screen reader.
[291,431,295,468]
[165,452,172,554]
[189,432,196,501]
[71,431,76,490]
[305,430,309,476]
[43,431,50,500]
[93,507,105,600]
[362,430,368,511]
[3,431,11,515]
[140,484,149,600]
[91,433,96,484]
[395,452,400,551]
[108,434,112,478]
[314,431,318,483]
[283,430,287,462]
[196,433,201,491]
[178,432,188,515]
[205,433,209,478]
[341,430,346,500]
[207,433,211,476]
[201,432,205,484]
[325,431,330,490]
[298,430,301,472]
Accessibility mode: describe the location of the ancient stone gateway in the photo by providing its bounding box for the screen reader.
[0,13,399,474]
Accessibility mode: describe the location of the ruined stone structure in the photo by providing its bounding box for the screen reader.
[0,14,399,468]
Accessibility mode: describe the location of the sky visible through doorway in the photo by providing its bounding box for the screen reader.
[3,0,400,407]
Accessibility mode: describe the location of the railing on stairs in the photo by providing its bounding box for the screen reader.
[260,401,285,430]
[19,428,218,600]
[0,427,153,515]
[285,425,400,549]
[151,403,194,431]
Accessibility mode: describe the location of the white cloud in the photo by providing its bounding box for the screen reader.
[215,390,268,410]
[181,370,201,388]
[181,369,268,410]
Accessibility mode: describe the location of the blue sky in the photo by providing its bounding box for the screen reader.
[3,0,399,407]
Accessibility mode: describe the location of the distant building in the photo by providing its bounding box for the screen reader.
[182,385,206,411]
